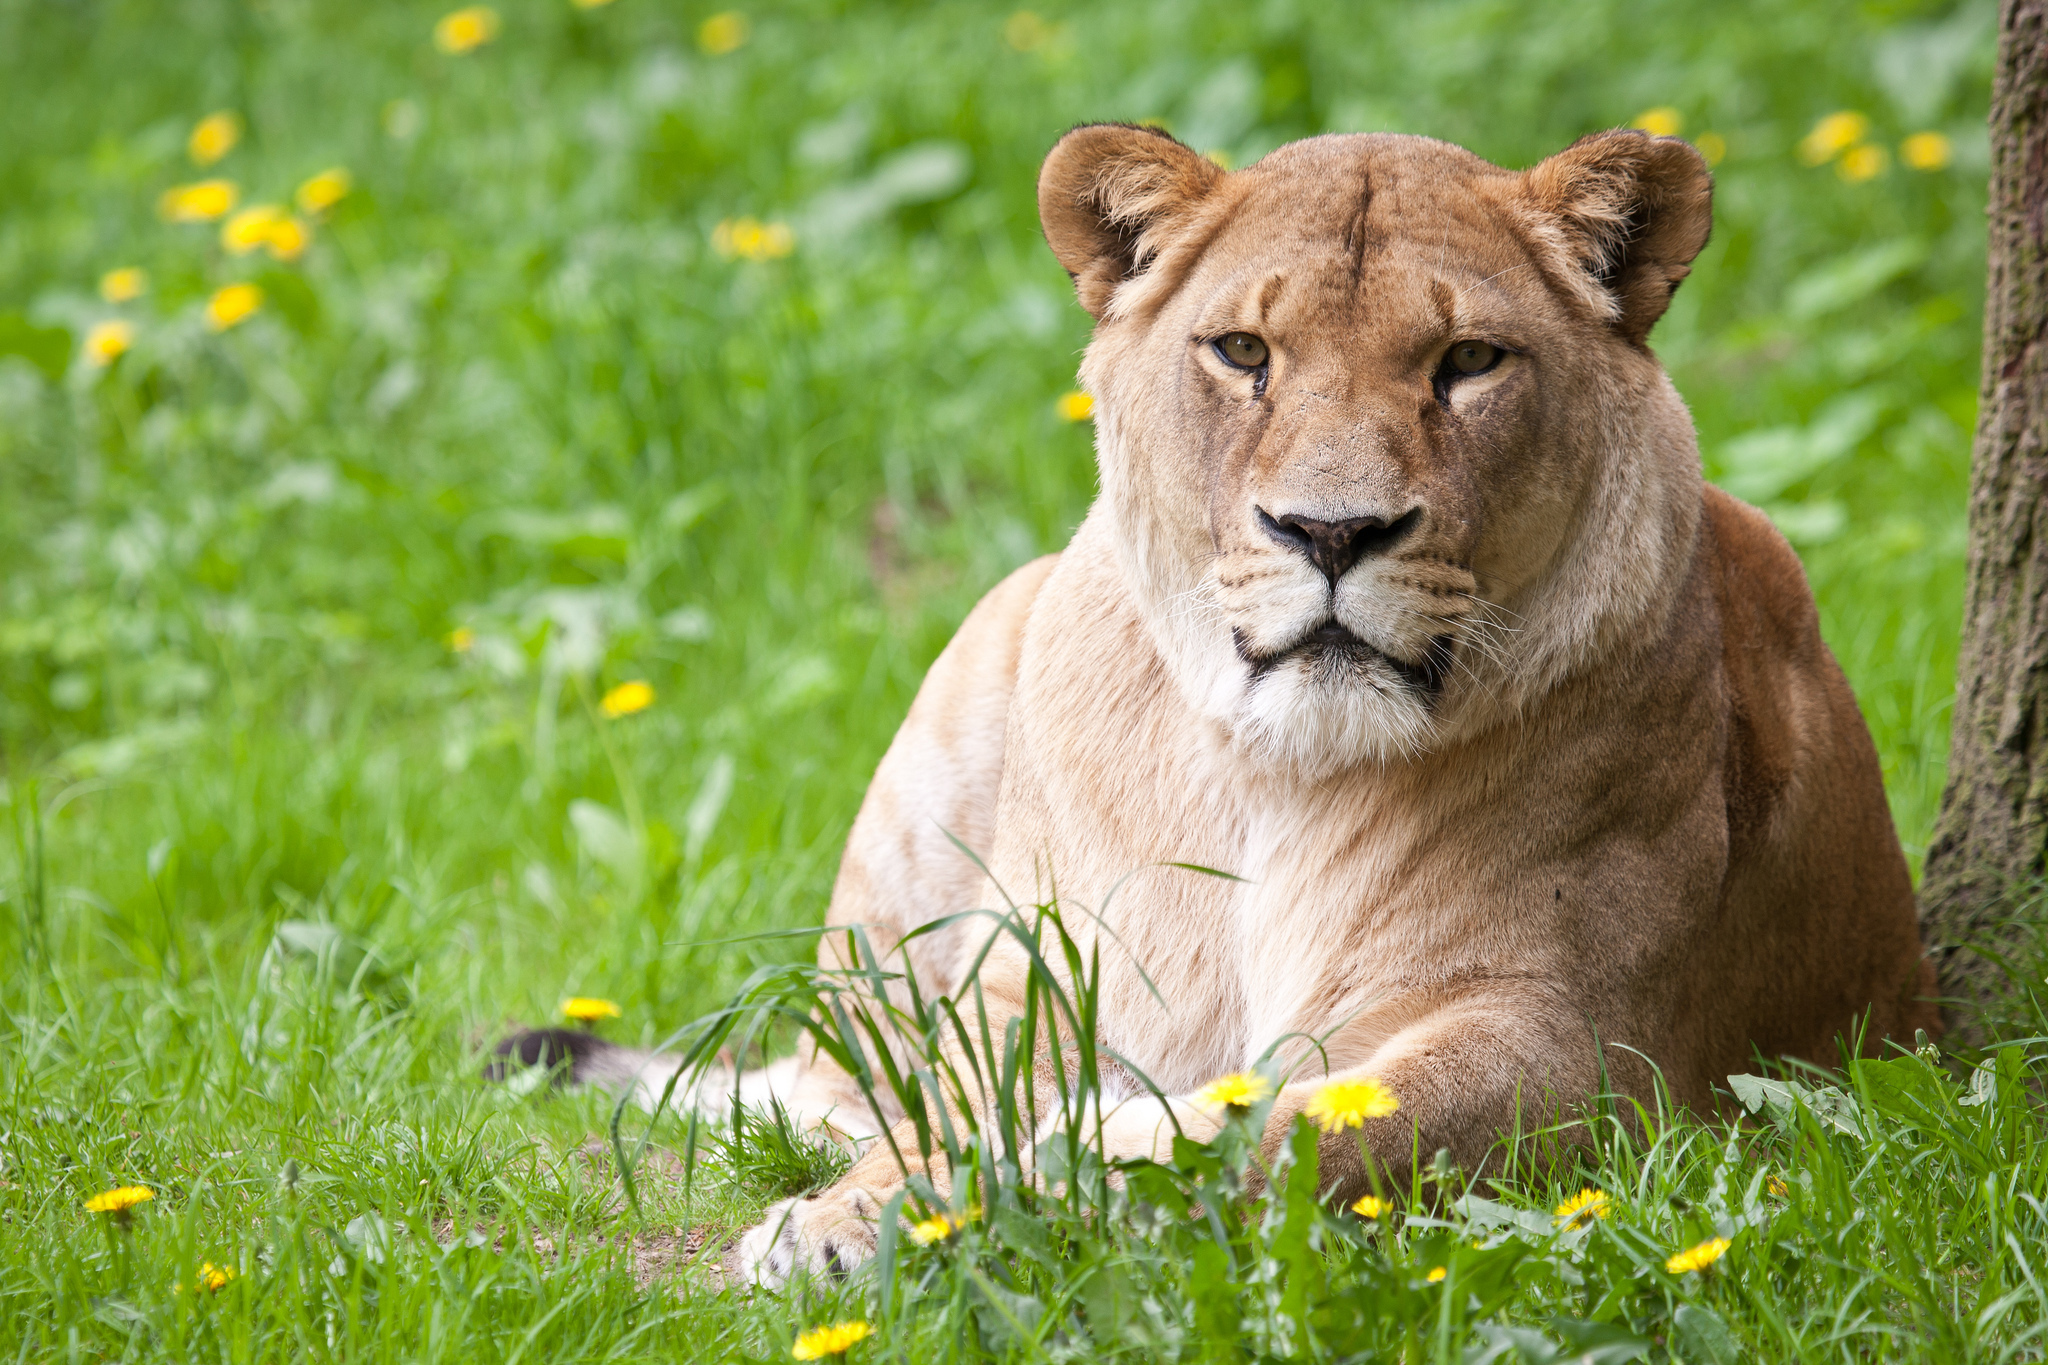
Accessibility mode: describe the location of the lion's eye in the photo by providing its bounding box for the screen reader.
[1215,333,1269,369]
[1447,340,1499,375]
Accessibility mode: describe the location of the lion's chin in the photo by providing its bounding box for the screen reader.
[1229,650,1439,777]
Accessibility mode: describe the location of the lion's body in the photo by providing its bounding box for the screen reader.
[825,483,1930,1115]
[501,126,1937,1282]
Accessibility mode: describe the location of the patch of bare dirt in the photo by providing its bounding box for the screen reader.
[428,1217,736,1291]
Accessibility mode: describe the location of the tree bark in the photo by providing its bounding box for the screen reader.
[1920,0,2048,1016]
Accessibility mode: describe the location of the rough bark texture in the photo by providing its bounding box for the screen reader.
[1921,0,2048,1015]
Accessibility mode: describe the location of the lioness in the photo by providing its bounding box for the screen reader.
[503,124,1938,1283]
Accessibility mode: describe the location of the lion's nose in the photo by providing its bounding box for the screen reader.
[1258,507,1419,584]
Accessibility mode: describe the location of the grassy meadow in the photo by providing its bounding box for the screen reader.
[0,0,2035,1359]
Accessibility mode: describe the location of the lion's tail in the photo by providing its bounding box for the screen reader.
[486,1028,728,1115]
[486,1028,807,1121]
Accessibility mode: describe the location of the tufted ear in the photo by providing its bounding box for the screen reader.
[1519,129,1713,345]
[1038,123,1226,319]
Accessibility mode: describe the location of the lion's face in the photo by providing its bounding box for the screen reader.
[1040,128,1712,775]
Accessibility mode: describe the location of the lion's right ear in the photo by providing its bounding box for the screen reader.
[1518,129,1713,345]
[1038,123,1225,319]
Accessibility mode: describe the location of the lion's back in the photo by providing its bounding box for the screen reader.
[1702,486,1936,1058]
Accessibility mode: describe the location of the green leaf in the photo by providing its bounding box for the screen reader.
[1187,1239,1241,1349]
[1855,1055,1947,1120]
[1673,1303,1741,1365]
[1727,1073,1863,1137]
[1075,1259,1143,1351]
[1546,1316,1654,1364]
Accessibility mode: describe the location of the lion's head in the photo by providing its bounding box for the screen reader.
[1039,127,1715,776]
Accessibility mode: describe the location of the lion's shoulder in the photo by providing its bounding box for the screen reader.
[1700,484,1823,666]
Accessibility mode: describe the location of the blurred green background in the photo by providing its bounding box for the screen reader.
[0,0,2000,1355]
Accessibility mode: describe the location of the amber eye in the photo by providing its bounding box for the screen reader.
[1447,340,1500,374]
[1215,333,1269,369]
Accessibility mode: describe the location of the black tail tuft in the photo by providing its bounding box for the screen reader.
[485,1027,613,1085]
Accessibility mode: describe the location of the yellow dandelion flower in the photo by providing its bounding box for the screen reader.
[908,1213,960,1245]
[296,167,353,215]
[188,111,242,166]
[434,6,500,53]
[1799,110,1869,165]
[562,996,622,1023]
[1767,1175,1789,1198]
[206,283,263,331]
[217,206,307,258]
[159,179,240,223]
[1056,391,1094,422]
[1900,131,1952,172]
[1351,1195,1390,1219]
[84,1185,154,1214]
[697,11,747,55]
[222,204,287,255]
[1694,132,1727,167]
[714,218,753,257]
[1004,10,1052,52]
[1301,1077,1399,1133]
[1665,1236,1731,1274]
[711,217,793,261]
[447,627,477,653]
[1553,1187,1610,1227]
[600,680,654,717]
[100,267,148,303]
[196,1261,236,1292]
[1631,107,1682,137]
[1425,1265,1447,1283]
[1838,143,1888,182]
[572,0,616,9]
[792,1320,871,1359]
[83,320,135,367]
[265,216,310,261]
[1194,1072,1270,1109]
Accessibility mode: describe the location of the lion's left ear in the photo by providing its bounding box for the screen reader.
[1518,130,1713,345]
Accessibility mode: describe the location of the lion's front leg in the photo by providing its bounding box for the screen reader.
[1263,996,1607,1192]
[728,1131,933,1286]
[731,1185,889,1284]
[728,1090,1236,1286]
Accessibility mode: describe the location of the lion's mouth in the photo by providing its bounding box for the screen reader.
[1235,621,1453,697]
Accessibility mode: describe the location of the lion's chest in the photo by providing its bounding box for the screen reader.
[1093,793,1507,1094]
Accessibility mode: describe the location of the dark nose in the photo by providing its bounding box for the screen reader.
[1258,507,1419,583]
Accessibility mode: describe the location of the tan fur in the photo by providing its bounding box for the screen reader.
[710,126,1937,1283]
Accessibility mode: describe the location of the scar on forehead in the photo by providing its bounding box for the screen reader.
[1256,273,1287,324]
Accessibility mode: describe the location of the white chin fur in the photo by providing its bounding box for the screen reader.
[1229,656,1436,777]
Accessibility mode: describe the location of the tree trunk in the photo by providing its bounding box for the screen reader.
[1920,0,2048,1018]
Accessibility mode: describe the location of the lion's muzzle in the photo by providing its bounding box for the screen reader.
[1256,506,1422,584]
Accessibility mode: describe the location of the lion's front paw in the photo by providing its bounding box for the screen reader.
[729,1187,883,1288]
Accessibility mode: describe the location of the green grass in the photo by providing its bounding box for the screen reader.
[0,0,2025,1358]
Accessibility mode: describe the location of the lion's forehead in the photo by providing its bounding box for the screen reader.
[1188,140,1541,328]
